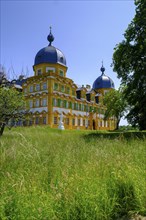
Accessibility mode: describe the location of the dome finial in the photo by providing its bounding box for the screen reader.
[100,61,105,75]
[47,26,54,46]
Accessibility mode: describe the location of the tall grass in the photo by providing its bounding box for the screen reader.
[0,126,146,219]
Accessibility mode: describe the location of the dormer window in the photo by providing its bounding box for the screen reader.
[76,90,81,99]
[37,69,42,75]
[46,67,55,73]
[86,93,91,102]
[60,57,63,62]
[59,70,64,77]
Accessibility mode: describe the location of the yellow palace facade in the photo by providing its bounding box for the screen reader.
[23,29,116,130]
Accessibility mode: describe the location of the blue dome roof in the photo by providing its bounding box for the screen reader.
[34,46,66,66]
[92,65,115,90]
[34,27,66,66]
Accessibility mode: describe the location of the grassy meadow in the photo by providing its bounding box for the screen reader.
[0,126,146,220]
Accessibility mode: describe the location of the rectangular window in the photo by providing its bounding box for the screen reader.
[95,96,99,104]
[90,106,92,112]
[83,119,85,126]
[54,83,58,90]
[76,90,81,99]
[74,103,77,110]
[35,99,39,107]
[59,70,64,77]
[61,85,65,92]
[69,102,72,109]
[35,117,39,125]
[29,100,33,108]
[46,67,55,73]
[54,117,57,125]
[86,94,91,102]
[43,117,46,124]
[63,100,67,108]
[42,82,47,90]
[37,69,42,75]
[58,99,61,107]
[60,100,63,107]
[36,84,40,91]
[53,98,57,107]
[66,101,69,108]
[29,85,33,92]
[29,119,33,126]
[66,87,70,94]
[42,98,47,107]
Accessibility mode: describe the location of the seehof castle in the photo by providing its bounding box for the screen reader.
[2,28,117,130]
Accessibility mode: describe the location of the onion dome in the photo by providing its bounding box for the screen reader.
[92,64,115,91]
[34,27,66,66]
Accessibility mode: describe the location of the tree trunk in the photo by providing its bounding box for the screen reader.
[0,123,5,136]
[115,119,120,130]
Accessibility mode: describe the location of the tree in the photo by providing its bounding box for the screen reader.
[0,87,25,136]
[0,65,7,85]
[112,0,146,130]
[103,88,127,130]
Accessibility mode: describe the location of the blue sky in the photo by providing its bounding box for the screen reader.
[1,0,135,124]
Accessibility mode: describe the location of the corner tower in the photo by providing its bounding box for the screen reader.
[33,27,68,77]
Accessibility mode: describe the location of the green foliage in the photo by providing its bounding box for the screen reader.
[103,88,127,130]
[0,127,146,219]
[112,0,146,130]
[0,87,25,136]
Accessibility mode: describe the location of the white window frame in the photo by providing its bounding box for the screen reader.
[42,98,47,107]
[37,69,42,75]
[29,85,33,92]
[42,82,47,90]
[59,69,64,77]
[46,67,55,73]
[36,84,40,91]
[43,116,46,124]
[29,100,33,108]
[35,99,39,107]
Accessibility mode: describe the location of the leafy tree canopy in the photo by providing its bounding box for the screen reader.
[112,0,146,130]
[103,88,127,130]
[0,87,25,136]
